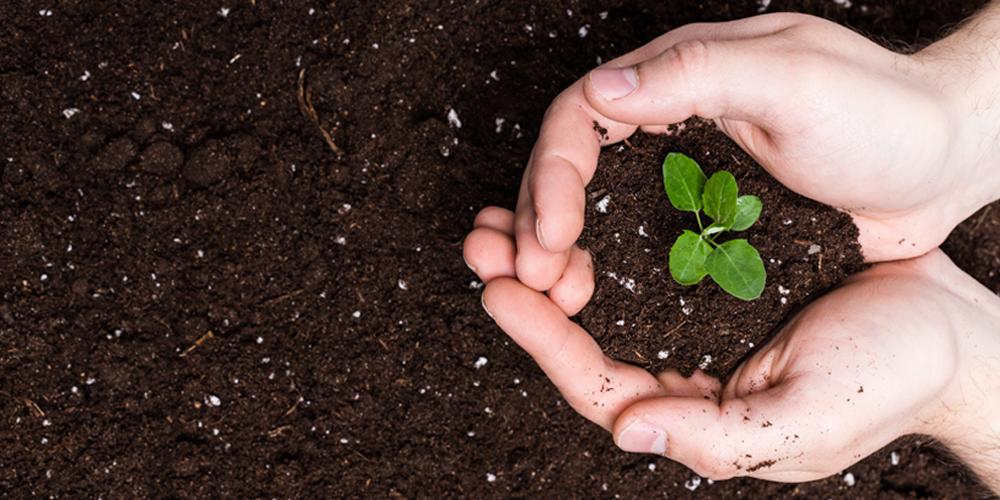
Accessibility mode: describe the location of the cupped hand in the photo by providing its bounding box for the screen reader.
[516,12,1000,291]
[464,208,1000,486]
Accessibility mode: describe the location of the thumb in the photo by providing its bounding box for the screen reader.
[584,38,782,129]
[612,390,825,482]
[611,369,909,483]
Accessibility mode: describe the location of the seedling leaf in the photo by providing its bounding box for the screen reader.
[669,230,711,285]
[662,153,766,301]
[702,171,738,229]
[731,195,762,231]
[705,239,766,300]
[662,153,707,212]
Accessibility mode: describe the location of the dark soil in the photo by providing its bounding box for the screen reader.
[579,122,865,378]
[2,0,998,498]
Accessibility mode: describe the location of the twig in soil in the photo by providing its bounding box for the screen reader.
[283,396,303,417]
[23,398,44,417]
[297,68,343,155]
[261,289,304,306]
[663,320,687,338]
[267,425,292,438]
[179,331,214,357]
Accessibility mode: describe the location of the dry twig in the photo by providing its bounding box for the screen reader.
[179,331,214,357]
[297,68,343,155]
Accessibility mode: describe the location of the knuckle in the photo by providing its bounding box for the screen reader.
[663,39,712,84]
[690,443,740,480]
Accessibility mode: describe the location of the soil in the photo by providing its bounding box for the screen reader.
[578,122,866,378]
[2,0,998,498]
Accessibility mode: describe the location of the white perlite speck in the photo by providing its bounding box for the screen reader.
[657,350,669,360]
[486,473,496,482]
[447,109,462,129]
[205,395,221,407]
[699,355,712,370]
[808,244,822,255]
[685,477,702,491]
[595,195,611,213]
[843,472,856,486]
[473,357,488,369]
[63,108,80,119]
[606,272,637,293]
[891,451,900,465]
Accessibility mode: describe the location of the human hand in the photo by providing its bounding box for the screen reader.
[515,12,1000,291]
[464,209,1000,488]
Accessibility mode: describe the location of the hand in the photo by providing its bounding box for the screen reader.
[464,209,1000,489]
[515,12,1000,291]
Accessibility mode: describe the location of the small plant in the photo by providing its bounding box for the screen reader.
[662,153,766,300]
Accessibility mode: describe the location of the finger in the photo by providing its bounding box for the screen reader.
[547,245,595,317]
[469,207,595,316]
[463,227,517,283]
[513,88,636,291]
[583,15,869,129]
[482,277,665,430]
[613,384,843,482]
[593,13,815,71]
[513,178,572,291]
[473,206,515,234]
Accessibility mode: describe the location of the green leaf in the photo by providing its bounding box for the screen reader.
[705,239,766,300]
[669,230,712,286]
[702,171,738,229]
[731,195,762,231]
[662,153,707,212]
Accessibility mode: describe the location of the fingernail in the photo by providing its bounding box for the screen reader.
[590,67,638,100]
[536,218,550,252]
[463,252,478,274]
[617,421,668,455]
[481,294,496,321]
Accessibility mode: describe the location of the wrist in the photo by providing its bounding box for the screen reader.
[917,262,1000,492]
[915,5,1000,219]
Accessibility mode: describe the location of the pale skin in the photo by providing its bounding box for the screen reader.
[464,4,1000,492]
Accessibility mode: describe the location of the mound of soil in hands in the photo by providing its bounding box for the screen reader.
[2,0,999,498]
[578,122,865,378]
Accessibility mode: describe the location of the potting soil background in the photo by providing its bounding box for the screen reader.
[3,0,999,498]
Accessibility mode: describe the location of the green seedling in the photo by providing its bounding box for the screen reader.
[662,152,766,300]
